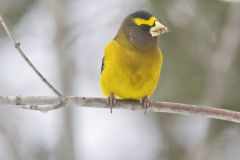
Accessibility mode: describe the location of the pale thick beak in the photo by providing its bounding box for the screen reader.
[150,21,169,37]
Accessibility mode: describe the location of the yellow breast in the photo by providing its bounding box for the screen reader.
[100,40,163,99]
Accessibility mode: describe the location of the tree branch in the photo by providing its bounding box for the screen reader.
[0,96,240,123]
[1,15,240,124]
[0,14,63,98]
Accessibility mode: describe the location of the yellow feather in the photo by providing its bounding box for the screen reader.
[100,40,163,99]
[133,16,157,26]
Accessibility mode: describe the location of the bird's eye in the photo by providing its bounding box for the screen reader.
[140,24,150,31]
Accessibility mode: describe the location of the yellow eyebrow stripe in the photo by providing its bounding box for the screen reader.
[133,16,157,26]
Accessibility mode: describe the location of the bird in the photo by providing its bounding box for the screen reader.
[100,10,168,114]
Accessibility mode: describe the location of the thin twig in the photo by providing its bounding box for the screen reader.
[0,14,63,98]
[0,96,240,123]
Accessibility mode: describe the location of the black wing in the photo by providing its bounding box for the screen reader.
[101,57,104,73]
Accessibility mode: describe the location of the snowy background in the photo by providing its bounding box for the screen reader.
[0,0,240,160]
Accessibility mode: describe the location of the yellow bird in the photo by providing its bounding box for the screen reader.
[100,10,168,113]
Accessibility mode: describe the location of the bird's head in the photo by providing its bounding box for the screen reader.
[115,10,168,51]
[131,10,168,37]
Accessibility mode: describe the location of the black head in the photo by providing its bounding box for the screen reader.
[130,10,153,20]
[115,10,168,51]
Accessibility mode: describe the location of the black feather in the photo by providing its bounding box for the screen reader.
[101,57,104,73]
[130,10,152,20]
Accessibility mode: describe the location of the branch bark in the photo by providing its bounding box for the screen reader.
[50,0,76,159]
[0,96,240,123]
[0,14,63,98]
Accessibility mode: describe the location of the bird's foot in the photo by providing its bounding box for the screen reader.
[140,96,150,115]
[107,93,116,113]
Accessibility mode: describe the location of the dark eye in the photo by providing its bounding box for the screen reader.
[140,24,150,31]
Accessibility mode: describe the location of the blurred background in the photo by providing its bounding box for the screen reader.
[0,0,240,159]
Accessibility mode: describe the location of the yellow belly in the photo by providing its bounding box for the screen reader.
[100,40,163,99]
